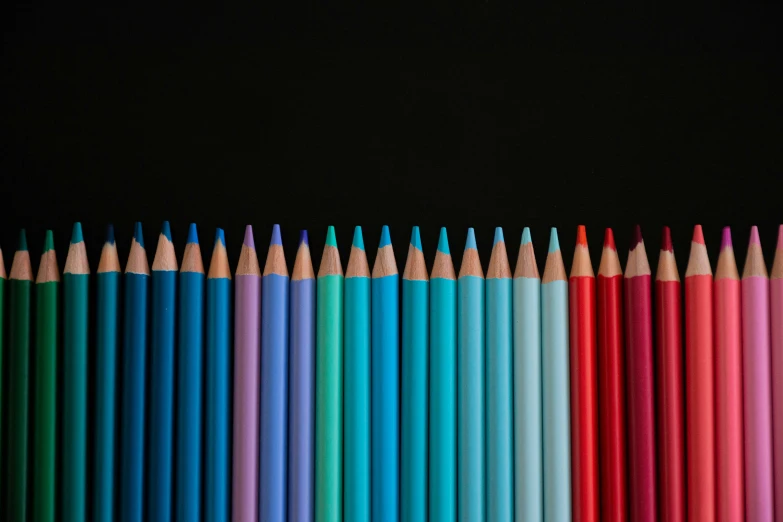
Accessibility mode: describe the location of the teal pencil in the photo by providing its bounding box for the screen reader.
[63,223,90,522]
[402,226,429,522]
[429,228,457,522]
[512,228,543,522]
[458,228,486,522]
[541,228,572,522]
[344,227,370,522]
[487,227,514,522]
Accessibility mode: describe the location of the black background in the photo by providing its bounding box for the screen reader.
[1,5,782,275]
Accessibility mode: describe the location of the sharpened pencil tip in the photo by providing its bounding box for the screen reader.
[603,228,616,250]
[134,222,145,248]
[493,227,505,246]
[270,224,282,246]
[379,226,392,248]
[243,225,255,249]
[352,226,364,250]
[18,229,28,251]
[778,225,783,249]
[410,226,422,250]
[187,223,199,244]
[106,224,115,245]
[661,226,673,252]
[721,227,732,249]
[548,228,560,253]
[214,228,225,247]
[299,230,309,246]
[576,225,587,246]
[71,222,84,244]
[325,226,337,247]
[437,228,450,254]
[692,224,705,245]
[465,228,477,250]
[749,225,761,245]
[521,227,532,245]
[161,221,172,241]
[43,230,54,252]
[631,225,643,248]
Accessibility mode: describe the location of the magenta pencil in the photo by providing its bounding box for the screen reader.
[232,226,261,522]
[742,226,774,522]
[772,225,783,522]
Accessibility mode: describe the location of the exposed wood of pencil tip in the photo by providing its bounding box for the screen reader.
[742,242,768,279]
[10,249,33,281]
[625,240,652,278]
[487,241,511,279]
[431,249,456,280]
[64,240,90,275]
[655,248,680,282]
[0,248,6,279]
[263,244,288,278]
[459,247,484,279]
[542,249,566,283]
[514,242,539,279]
[403,244,428,281]
[772,234,783,279]
[98,242,121,274]
[372,244,398,278]
[292,241,315,281]
[152,234,178,272]
[598,246,622,278]
[570,244,594,278]
[181,242,205,274]
[715,244,739,281]
[207,239,231,280]
[236,242,261,277]
[346,245,370,278]
[684,240,712,278]
[318,245,344,278]
[37,249,60,284]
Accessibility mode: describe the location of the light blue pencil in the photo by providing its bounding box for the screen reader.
[458,228,486,522]
[512,228,543,522]
[486,227,513,522]
[429,228,457,522]
[541,228,572,522]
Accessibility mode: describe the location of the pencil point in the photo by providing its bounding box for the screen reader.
[437,228,450,254]
[379,226,392,248]
[576,225,587,246]
[521,227,532,245]
[410,226,422,250]
[661,226,673,252]
[631,225,643,248]
[299,230,309,246]
[721,227,732,249]
[548,228,560,253]
[183,223,196,244]
[325,226,338,248]
[493,227,505,246]
[269,224,282,246]
[106,224,115,245]
[134,222,145,248]
[17,229,27,251]
[71,222,84,244]
[214,228,225,247]
[749,225,761,245]
[352,226,365,250]
[465,228,477,250]
[692,224,705,245]
[603,228,616,250]
[161,221,172,241]
[243,225,255,249]
[43,230,54,252]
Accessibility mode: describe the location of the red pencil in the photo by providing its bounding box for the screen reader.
[685,224,716,522]
[655,226,685,522]
[597,228,626,522]
[624,225,657,522]
[569,225,598,522]
[714,227,744,522]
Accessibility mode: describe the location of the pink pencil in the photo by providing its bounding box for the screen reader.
[771,225,783,522]
[742,226,774,522]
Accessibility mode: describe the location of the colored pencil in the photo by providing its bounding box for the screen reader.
[33,230,59,522]
[94,225,120,522]
[260,224,289,522]
[487,227,513,522]
[288,231,315,522]
[232,225,261,522]
[513,227,542,522]
[624,225,656,522]
[0,242,4,514]
[176,224,205,522]
[316,225,344,522]
[121,223,150,522]
[344,226,370,522]
[541,227,571,522]
[205,228,232,522]
[63,223,89,522]
[771,225,783,521]
[714,227,744,522]
[685,225,716,522]
[598,229,627,522]
[568,225,598,522]
[655,226,685,522]
[402,226,429,522]
[372,225,400,522]
[430,227,457,522]
[147,221,177,522]
[7,230,31,522]
[742,226,774,522]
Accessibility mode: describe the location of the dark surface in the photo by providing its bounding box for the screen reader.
[1,5,782,274]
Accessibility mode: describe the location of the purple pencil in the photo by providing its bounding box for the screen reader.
[742,226,774,522]
[232,225,262,522]
[288,231,316,521]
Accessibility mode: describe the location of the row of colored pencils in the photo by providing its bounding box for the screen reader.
[0,223,782,522]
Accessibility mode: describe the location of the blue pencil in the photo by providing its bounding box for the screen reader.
[458,228,486,522]
[402,226,429,522]
[371,225,400,522]
[175,224,205,522]
[541,228,572,522]
[429,228,457,522]
[345,226,370,522]
[205,228,232,522]
[259,224,289,522]
[120,223,150,522]
[147,221,177,522]
[487,227,514,522]
[512,228,543,522]
[94,226,121,522]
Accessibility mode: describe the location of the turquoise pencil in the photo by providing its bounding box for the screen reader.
[429,228,457,522]
[402,226,429,522]
[345,226,370,522]
[542,228,572,522]
[487,227,514,522]
[512,228,543,522]
[458,228,486,522]
[371,226,399,522]
[176,224,205,522]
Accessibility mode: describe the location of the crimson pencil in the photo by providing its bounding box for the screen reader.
[771,225,783,520]
[714,227,744,522]
[597,228,626,522]
[655,227,685,522]
[568,225,598,522]
[624,226,657,522]
[685,225,716,522]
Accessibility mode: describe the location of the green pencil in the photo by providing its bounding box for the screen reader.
[62,223,89,522]
[33,230,59,522]
[0,241,6,504]
[7,230,31,522]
